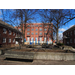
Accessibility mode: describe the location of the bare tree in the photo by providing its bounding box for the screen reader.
[39,9,75,43]
[12,9,37,45]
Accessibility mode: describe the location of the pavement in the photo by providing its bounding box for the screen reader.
[0,55,75,65]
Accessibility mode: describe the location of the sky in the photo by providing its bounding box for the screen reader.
[0,9,75,40]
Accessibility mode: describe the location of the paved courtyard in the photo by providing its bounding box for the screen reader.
[0,55,75,65]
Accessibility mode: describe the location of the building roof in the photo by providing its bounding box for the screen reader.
[63,25,75,33]
[0,20,22,34]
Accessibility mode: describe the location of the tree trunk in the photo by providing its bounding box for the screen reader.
[56,28,59,43]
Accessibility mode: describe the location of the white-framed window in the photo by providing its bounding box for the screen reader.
[3,38,6,43]
[9,38,11,43]
[3,28,7,34]
[13,39,15,43]
[9,30,12,35]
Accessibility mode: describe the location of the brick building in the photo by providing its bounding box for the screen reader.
[17,23,53,45]
[0,20,22,46]
[63,25,75,47]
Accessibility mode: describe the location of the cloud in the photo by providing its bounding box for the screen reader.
[58,33,63,40]
[59,28,65,32]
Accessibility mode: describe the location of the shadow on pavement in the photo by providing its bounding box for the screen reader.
[4,58,33,62]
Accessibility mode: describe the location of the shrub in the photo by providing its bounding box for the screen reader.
[57,43,64,46]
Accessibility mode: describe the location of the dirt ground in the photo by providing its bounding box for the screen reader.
[0,55,75,65]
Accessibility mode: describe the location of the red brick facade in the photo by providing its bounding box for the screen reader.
[17,23,53,44]
[63,25,75,47]
[0,20,22,46]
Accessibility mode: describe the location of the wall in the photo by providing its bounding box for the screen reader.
[4,51,75,60]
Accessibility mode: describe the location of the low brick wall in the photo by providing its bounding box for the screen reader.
[3,51,75,60]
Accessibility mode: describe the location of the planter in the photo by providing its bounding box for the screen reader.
[4,50,75,60]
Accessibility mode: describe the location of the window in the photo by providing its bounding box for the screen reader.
[3,28,7,34]
[32,29,34,31]
[16,33,17,37]
[31,25,34,27]
[70,39,72,43]
[39,25,42,27]
[9,30,12,35]
[13,39,15,43]
[68,32,69,36]
[39,32,42,35]
[31,33,34,35]
[27,25,30,27]
[13,32,15,36]
[49,33,51,35]
[35,25,38,27]
[39,28,42,31]
[35,33,38,35]
[44,33,47,35]
[27,29,30,31]
[66,33,67,35]
[70,31,72,36]
[19,29,21,31]
[44,29,47,31]
[27,32,30,35]
[36,29,38,31]
[3,38,6,43]
[44,25,47,27]
[9,38,11,43]
[49,29,51,31]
